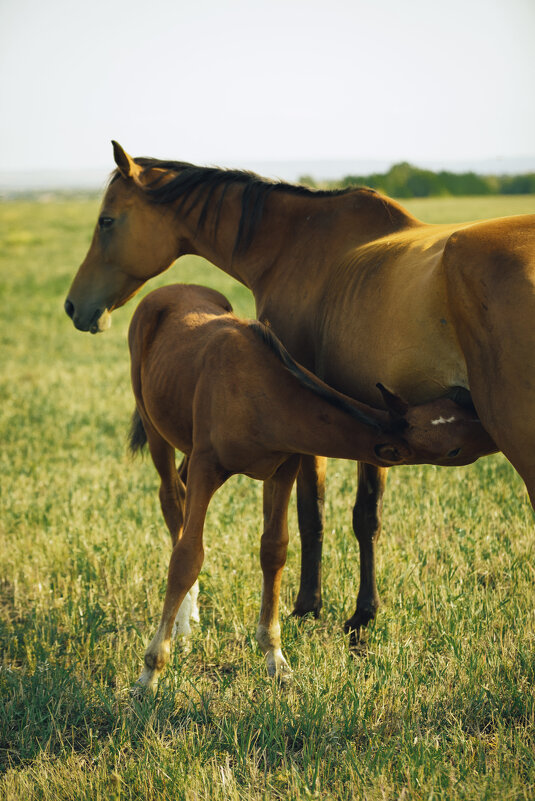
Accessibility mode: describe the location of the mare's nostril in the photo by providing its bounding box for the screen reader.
[64,299,75,319]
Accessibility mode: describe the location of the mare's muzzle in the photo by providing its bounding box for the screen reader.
[64,298,111,334]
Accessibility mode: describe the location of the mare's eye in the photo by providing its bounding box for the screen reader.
[98,216,114,229]
[447,447,461,458]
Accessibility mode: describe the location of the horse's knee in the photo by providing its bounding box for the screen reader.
[296,456,326,539]
[352,489,382,541]
[260,535,288,574]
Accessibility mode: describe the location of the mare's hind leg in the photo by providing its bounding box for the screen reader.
[293,455,327,617]
[138,453,225,690]
[444,232,535,509]
[257,455,301,679]
[344,463,389,651]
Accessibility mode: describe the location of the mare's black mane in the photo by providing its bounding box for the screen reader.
[111,157,364,256]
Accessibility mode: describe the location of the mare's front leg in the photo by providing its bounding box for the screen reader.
[344,463,389,651]
[293,455,327,617]
[257,455,301,679]
[138,454,224,691]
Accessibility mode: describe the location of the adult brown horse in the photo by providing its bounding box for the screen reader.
[65,142,534,647]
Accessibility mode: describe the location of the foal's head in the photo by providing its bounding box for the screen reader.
[378,384,496,466]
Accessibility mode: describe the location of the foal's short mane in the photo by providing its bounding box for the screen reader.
[111,158,369,257]
[248,321,395,433]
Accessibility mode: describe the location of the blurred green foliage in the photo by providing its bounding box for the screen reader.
[303,162,535,198]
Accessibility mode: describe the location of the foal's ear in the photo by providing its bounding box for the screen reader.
[374,443,408,465]
[112,141,140,180]
[376,382,409,418]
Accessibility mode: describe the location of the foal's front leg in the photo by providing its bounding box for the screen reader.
[138,455,224,690]
[257,455,301,679]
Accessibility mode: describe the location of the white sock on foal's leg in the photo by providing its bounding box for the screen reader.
[172,579,200,638]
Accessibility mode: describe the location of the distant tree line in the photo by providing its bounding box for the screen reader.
[300,161,535,197]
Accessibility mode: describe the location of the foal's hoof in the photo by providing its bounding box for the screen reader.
[129,682,152,702]
[276,663,293,686]
[266,652,292,684]
[131,667,159,697]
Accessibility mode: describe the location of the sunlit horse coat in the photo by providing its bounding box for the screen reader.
[65,142,533,647]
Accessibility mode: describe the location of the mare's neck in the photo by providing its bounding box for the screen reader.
[174,181,417,294]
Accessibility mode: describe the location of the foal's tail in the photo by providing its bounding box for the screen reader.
[129,408,148,455]
[248,321,382,431]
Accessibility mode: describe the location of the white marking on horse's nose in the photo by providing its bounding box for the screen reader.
[431,416,457,425]
[97,309,112,331]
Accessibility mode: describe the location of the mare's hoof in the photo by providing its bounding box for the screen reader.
[291,609,320,622]
[291,601,322,620]
[347,630,369,657]
[344,611,375,657]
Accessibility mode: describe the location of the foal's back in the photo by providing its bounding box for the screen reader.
[128,283,383,478]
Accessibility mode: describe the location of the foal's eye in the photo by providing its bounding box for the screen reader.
[447,447,461,458]
[98,216,114,229]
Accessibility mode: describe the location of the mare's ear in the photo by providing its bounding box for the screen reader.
[112,140,172,190]
[112,141,141,180]
[377,382,409,418]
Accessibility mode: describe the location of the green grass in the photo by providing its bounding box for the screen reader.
[0,194,534,800]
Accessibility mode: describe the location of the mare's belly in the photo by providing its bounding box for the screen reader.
[318,243,469,406]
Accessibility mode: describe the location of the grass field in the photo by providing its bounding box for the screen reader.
[1,193,534,800]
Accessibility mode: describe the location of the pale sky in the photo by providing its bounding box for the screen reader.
[1,0,534,172]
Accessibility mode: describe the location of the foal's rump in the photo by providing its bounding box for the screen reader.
[128,284,236,454]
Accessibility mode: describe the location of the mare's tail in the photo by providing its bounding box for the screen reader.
[129,408,148,455]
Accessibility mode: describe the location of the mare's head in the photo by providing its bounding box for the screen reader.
[65,142,183,333]
[377,384,496,466]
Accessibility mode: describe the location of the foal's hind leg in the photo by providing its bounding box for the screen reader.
[257,455,301,679]
[344,463,389,652]
[138,453,225,690]
[293,455,327,617]
[141,423,198,638]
